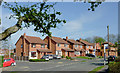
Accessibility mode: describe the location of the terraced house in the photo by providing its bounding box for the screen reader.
[63,37,85,57]
[77,38,95,55]
[44,36,75,57]
[15,33,52,59]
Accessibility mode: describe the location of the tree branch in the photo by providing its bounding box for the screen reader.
[0,17,25,41]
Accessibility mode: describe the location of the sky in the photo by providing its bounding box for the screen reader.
[0,2,118,48]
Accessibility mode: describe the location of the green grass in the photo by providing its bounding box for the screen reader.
[88,66,105,73]
[81,60,87,62]
[77,56,94,59]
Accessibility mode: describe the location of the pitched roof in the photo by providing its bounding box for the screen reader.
[102,42,114,46]
[24,36,47,44]
[51,36,69,44]
[79,39,94,46]
[67,39,83,45]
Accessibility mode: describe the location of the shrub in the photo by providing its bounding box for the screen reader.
[29,59,48,62]
[66,56,72,59]
[62,55,65,58]
[108,62,120,73]
[115,57,120,62]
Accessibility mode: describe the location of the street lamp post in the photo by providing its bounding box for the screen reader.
[107,25,110,64]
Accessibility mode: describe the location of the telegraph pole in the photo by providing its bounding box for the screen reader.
[107,25,110,64]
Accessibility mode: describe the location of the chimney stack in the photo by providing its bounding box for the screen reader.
[23,33,26,38]
[80,38,81,40]
[66,36,68,40]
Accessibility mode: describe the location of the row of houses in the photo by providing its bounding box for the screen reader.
[15,33,118,59]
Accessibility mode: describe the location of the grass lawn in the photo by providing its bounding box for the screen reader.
[77,56,94,59]
[81,60,87,62]
[88,66,105,73]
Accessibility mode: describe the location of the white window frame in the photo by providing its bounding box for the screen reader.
[86,45,89,48]
[75,45,78,48]
[57,44,61,47]
[80,45,82,48]
[31,44,36,48]
[64,44,67,47]
[41,44,45,48]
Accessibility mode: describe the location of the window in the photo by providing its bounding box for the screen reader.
[41,44,45,48]
[57,44,61,47]
[64,44,67,47]
[86,46,89,48]
[31,44,36,48]
[21,44,23,48]
[31,52,36,57]
[91,46,93,48]
[75,45,78,47]
[80,45,82,48]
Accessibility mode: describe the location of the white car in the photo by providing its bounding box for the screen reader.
[53,55,61,59]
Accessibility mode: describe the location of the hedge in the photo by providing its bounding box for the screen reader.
[29,59,49,62]
[108,62,120,73]
[0,56,4,68]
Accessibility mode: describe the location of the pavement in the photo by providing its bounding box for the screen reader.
[0,68,2,73]
[1,58,108,72]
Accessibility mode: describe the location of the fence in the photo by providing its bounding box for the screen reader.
[13,56,29,61]
[3,55,29,61]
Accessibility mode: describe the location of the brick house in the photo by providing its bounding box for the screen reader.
[101,42,117,57]
[63,37,85,57]
[44,36,75,57]
[15,33,51,59]
[94,43,102,56]
[77,38,95,55]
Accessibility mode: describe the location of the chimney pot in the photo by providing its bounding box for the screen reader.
[66,36,68,40]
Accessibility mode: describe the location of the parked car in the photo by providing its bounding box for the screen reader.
[41,55,49,61]
[47,54,53,60]
[86,54,95,57]
[53,55,61,59]
[108,56,116,61]
[3,58,16,67]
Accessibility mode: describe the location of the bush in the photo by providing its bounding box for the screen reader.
[108,62,120,73]
[29,59,48,62]
[62,55,65,58]
[115,57,120,62]
[66,56,72,59]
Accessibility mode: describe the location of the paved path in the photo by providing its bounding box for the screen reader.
[0,68,2,73]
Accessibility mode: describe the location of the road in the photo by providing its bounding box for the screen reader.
[2,58,106,72]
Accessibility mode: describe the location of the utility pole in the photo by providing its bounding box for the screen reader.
[107,25,110,64]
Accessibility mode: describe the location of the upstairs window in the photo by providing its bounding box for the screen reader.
[31,44,36,48]
[57,44,61,47]
[80,45,82,48]
[64,44,68,47]
[21,44,23,48]
[86,46,89,48]
[41,44,45,48]
[91,46,93,49]
[75,45,78,48]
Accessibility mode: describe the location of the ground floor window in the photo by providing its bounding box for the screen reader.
[31,51,36,57]
[74,51,80,55]
[56,50,62,56]
[86,51,89,54]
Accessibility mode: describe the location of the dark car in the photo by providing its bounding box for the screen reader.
[86,54,95,57]
[108,56,116,61]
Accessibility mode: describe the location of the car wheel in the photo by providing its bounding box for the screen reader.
[11,63,14,66]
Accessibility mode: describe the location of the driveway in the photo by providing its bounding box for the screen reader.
[2,58,105,71]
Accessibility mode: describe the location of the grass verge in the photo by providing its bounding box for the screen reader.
[81,60,87,62]
[77,56,94,59]
[88,66,105,73]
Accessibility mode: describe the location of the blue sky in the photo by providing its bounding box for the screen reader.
[1,2,118,48]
